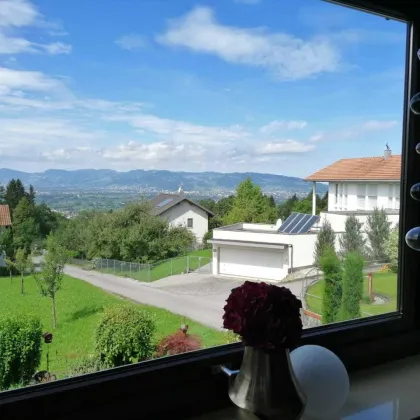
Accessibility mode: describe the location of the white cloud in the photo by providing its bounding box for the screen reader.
[41,42,72,55]
[0,0,71,56]
[0,0,39,28]
[115,34,147,50]
[257,140,315,154]
[260,120,307,134]
[361,120,398,130]
[309,120,399,143]
[0,67,64,92]
[157,7,340,80]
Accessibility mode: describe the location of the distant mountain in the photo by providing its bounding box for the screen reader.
[0,168,327,198]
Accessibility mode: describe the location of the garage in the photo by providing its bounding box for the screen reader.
[218,245,287,281]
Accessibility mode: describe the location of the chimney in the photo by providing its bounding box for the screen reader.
[384,144,391,160]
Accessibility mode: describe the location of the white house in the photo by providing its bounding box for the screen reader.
[150,190,214,243]
[305,148,401,233]
[209,215,319,282]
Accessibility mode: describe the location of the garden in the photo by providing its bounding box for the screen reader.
[0,273,228,389]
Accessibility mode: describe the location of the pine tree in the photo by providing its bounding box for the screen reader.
[340,252,364,321]
[314,219,336,266]
[365,208,391,262]
[320,249,342,324]
[5,179,26,212]
[339,214,366,256]
[27,185,36,205]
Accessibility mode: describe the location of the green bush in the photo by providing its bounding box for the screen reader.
[314,220,336,266]
[95,306,156,368]
[67,355,106,378]
[320,249,342,324]
[0,316,42,390]
[340,252,364,321]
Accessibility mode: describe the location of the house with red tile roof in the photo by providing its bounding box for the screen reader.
[305,148,400,233]
[0,205,12,227]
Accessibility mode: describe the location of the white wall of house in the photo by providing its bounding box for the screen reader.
[327,182,400,212]
[162,201,209,243]
[211,226,318,281]
[321,212,399,233]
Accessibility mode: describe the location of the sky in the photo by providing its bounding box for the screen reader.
[0,0,407,177]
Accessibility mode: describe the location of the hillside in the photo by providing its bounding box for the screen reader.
[0,168,327,198]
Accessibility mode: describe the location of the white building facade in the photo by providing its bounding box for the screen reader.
[150,193,213,244]
[210,223,317,282]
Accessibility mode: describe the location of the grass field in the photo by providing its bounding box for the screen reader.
[0,274,227,377]
[84,249,212,282]
[306,272,398,317]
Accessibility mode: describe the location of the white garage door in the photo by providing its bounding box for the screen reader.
[219,247,287,281]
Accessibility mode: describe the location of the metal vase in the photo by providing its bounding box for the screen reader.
[228,346,306,419]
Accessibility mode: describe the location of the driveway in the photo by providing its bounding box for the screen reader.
[64,265,307,330]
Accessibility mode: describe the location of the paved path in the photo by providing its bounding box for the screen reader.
[64,265,307,330]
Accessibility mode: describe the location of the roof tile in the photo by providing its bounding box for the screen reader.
[305,155,401,182]
[0,205,12,227]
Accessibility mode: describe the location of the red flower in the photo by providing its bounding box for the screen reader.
[223,281,302,350]
[43,332,53,344]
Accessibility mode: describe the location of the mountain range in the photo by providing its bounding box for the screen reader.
[0,168,326,198]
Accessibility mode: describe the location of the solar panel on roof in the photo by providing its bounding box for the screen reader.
[156,198,174,208]
[279,212,320,234]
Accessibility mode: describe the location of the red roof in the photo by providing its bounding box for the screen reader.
[305,155,401,182]
[0,205,12,227]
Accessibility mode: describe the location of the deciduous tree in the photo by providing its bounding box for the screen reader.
[9,248,33,294]
[385,224,399,272]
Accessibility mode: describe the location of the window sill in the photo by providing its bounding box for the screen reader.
[190,353,420,419]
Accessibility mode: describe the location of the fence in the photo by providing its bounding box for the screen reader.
[70,255,212,283]
[300,259,394,327]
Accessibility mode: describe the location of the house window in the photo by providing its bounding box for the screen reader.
[357,184,366,210]
[335,183,339,204]
[187,218,193,228]
[343,184,348,209]
[388,184,394,209]
[367,184,378,210]
[395,185,400,209]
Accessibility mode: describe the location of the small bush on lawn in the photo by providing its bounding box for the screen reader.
[95,306,156,368]
[0,316,42,390]
[224,330,241,344]
[155,328,202,358]
[67,355,106,378]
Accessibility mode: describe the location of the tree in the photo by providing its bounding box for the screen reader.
[291,198,312,214]
[10,248,33,294]
[385,224,399,272]
[277,194,298,220]
[314,219,336,266]
[0,226,14,260]
[223,178,277,225]
[318,192,328,213]
[12,196,39,254]
[34,235,69,328]
[0,185,5,204]
[28,185,36,205]
[340,252,364,321]
[339,215,366,256]
[365,208,391,262]
[5,179,26,211]
[320,249,342,324]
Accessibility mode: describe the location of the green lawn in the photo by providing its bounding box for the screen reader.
[0,274,227,377]
[306,272,398,318]
[88,249,212,282]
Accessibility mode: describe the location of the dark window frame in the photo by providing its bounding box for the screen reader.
[187,218,194,228]
[1,0,420,417]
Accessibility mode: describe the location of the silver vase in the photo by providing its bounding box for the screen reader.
[228,346,306,419]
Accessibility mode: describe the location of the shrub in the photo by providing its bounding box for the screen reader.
[67,355,106,378]
[378,264,392,273]
[314,220,336,266]
[155,329,201,358]
[224,330,241,344]
[202,230,213,249]
[340,252,364,321]
[0,316,42,390]
[320,249,342,324]
[338,214,366,256]
[385,224,399,272]
[365,208,391,262]
[95,306,156,368]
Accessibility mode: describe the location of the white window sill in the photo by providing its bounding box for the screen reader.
[193,354,420,419]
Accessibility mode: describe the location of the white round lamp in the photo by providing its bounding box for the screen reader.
[290,345,350,419]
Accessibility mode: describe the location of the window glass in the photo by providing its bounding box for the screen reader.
[0,0,405,391]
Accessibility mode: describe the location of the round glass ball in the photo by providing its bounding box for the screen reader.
[406,227,420,251]
[410,92,420,115]
[411,183,420,201]
[416,143,420,155]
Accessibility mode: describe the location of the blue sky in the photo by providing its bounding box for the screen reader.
[0,0,407,177]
